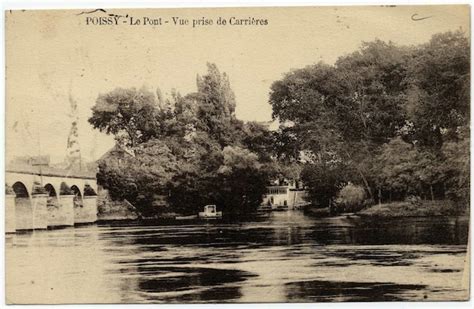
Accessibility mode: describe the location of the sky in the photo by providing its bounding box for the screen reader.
[5,5,470,163]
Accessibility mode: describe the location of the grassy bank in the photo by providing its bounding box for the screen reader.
[358,200,467,218]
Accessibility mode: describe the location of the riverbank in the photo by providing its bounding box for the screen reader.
[97,196,467,222]
[358,200,467,218]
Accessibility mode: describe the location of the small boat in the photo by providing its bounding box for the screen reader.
[198,204,222,219]
[175,215,198,220]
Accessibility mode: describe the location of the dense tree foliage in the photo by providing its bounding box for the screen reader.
[441,126,470,206]
[301,161,350,208]
[89,88,161,150]
[270,31,469,210]
[406,32,470,148]
[92,63,271,216]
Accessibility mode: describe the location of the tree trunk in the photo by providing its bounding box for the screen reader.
[378,187,382,206]
[343,148,373,201]
[358,168,373,200]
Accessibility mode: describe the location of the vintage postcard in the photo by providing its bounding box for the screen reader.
[4,5,470,304]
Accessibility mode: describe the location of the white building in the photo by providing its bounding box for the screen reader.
[261,180,309,211]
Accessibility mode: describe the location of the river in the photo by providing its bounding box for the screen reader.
[5,211,469,304]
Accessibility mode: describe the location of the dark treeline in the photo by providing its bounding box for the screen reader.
[90,30,469,217]
[269,30,469,211]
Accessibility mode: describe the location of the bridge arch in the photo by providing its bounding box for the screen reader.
[12,181,33,230]
[12,181,29,198]
[70,184,83,210]
[84,183,97,196]
[70,185,82,198]
[44,183,58,199]
[44,183,60,212]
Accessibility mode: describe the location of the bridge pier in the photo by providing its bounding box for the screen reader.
[32,194,48,229]
[5,194,16,233]
[15,197,33,230]
[74,196,97,224]
[47,194,75,227]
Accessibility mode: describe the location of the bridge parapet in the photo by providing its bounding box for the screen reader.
[6,163,96,179]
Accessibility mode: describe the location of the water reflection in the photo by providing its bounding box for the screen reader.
[6,212,469,304]
[285,280,428,302]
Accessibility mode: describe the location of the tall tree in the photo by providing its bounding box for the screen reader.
[89,87,161,151]
[194,63,240,147]
[269,42,410,198]
[216,146,268,214]
[406,30,470,148]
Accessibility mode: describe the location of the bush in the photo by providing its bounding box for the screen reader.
[335,183,366,212]
[405,195,422,206]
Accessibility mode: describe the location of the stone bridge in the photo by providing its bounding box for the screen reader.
[5,164,98,233]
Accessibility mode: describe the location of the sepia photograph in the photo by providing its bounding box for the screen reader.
[4,4,471,305]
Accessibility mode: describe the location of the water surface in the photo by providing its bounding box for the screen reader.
[6,212,469,303]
